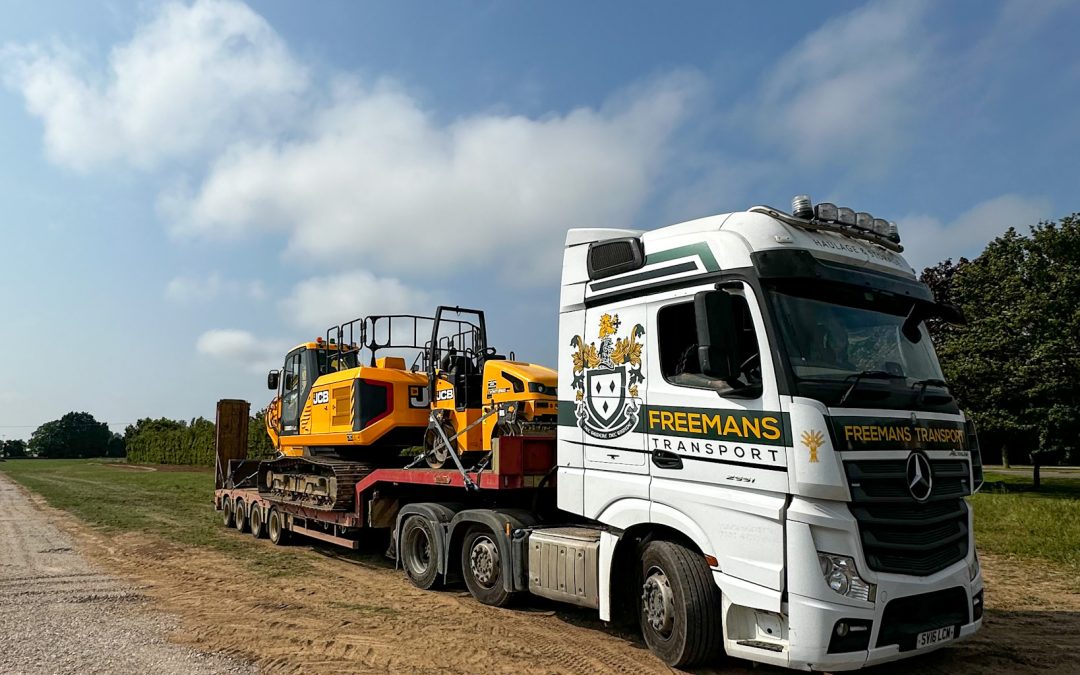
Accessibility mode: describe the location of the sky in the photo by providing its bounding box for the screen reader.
[0,0,1077,440]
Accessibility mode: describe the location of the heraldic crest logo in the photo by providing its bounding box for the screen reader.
[569,313,645,439]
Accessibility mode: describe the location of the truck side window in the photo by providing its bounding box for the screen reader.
[658,295,760,392]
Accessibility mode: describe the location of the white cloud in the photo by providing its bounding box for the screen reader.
[165,73,700,282]
[2,0,306,170]
[280,270,433,333]
[165,272,266,303]
[900,194,1052,271]
[196,328,283,372]
[754,0,932,165]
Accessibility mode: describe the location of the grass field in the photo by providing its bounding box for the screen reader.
[972,471,1080,581]
[0,459,310,577]
[1,459,1077,584]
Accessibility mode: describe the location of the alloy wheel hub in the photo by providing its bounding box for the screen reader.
[642,570,675,636]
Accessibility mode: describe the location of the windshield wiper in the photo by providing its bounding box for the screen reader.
[911,378,951,406]
[838,370,906,406]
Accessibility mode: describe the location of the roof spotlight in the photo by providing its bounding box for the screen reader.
[888,221,900,242]
[872,218,890,237]
[837,207,856,226]
[815,202,838,222]
[855,212,874,230]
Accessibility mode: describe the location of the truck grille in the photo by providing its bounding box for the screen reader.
[845,459,971,576]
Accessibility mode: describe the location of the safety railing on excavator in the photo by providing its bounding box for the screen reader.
[325,314,436,370]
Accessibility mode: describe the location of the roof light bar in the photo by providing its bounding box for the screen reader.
[777,195,903,250]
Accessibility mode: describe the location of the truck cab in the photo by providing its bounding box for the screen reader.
[556,199,983,670]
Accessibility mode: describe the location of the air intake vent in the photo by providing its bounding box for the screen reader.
[587,238,645,280]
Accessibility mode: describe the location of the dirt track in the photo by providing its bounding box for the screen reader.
[0,474,252,674]
[7,476,1080,674]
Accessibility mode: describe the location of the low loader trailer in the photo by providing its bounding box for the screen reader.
[215,196,986,671]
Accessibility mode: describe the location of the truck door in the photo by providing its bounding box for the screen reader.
[645,282,789,588]
[646,283,788,486]
[572,301,649,517]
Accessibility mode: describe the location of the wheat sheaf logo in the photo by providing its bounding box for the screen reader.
[801,430,825,463]
[570,313,645,440]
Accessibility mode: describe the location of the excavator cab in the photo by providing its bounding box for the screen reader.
[269,341,360,436]
[423,306,558,468]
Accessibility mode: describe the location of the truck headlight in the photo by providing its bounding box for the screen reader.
[818,553,876,602]
[968,550,980,581]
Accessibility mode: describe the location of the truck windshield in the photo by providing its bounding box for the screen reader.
[768,282,957,413]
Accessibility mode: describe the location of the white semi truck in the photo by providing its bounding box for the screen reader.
[217,195,984,671]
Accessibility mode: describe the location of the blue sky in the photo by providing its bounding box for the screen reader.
[1,0,1077,439]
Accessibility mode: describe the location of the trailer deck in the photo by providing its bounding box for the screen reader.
[215,431,557,549]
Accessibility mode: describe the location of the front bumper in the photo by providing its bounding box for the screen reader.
[785,583,983,671]
[721,500,984,670]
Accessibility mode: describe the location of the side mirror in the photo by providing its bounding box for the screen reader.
[267,370,280,390]
[694,291,739,381]
[937,302,967,325]
[902,303,924,343]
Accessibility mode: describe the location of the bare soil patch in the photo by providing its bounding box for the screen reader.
[21,500,1076,674]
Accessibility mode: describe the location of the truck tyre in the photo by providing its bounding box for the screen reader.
[461,527,514,607]
[639,540,722,668]
[400,515,441,590]
[267,507,291,546]
[249,503,265,539]
[221,496,234,528]
[233,498,247,532]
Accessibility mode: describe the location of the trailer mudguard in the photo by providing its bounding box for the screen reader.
[394,502,463,575]
[446,508,539,592]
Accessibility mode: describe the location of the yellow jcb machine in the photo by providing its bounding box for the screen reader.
[261,307,556,511]
[424,306,558,468]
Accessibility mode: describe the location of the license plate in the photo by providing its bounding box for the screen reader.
[916,625,955,648]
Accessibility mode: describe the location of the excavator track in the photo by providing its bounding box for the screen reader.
[257,456,375,512]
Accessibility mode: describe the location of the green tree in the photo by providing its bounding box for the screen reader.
[248,408,277,460]
[921,215,1080,463]
[1,439,28,458]
[28,412,114,458]
[123,417,185,443]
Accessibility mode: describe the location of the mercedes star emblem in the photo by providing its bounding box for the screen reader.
[906,452,933,502]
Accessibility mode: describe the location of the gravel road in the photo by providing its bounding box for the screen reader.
[0,473,254,675]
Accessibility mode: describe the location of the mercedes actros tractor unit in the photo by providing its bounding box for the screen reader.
[215,195,984,671]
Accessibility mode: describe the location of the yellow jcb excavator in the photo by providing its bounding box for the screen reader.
[261,307,556,511]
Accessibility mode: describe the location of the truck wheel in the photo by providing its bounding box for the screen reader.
[221,496,234,528]
[639,540,722,668]
[267,507,291,546]
[461,527,514,607]
[401,516,441,590]
[233,498,247,532]
[249,503,265,539]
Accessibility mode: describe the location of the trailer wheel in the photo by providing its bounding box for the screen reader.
[461,527,514,607]
[249,503,265,539]
[638,540,722,668]
[401,516,441,590]
[267,507,291,546]
[221,496,234,528]
[233,498,247,532]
